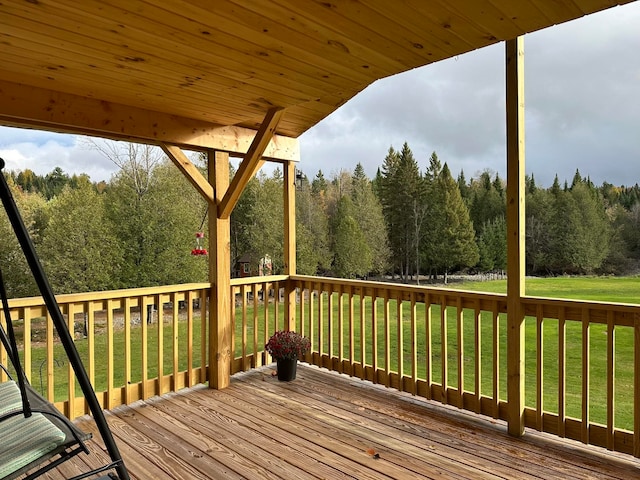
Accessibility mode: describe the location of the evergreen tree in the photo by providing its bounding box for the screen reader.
[571,169,583,189]
[477,216,507,271]
[311,170,327,196]
[457,169,470,206]
[371,167,384,198]
[525,173,538,194]
[469,170,505,238]
[422,151,443,278]
[492,173,504,197]
[295,174,331,275]
[393,143,426,280]
[43,167,70,200]
[332,196,372,278]
[351,163,390,275]
[379,146,402,277]
[425,151,442,182]
[549,183,610,274]
[601,203,633,273]
[525,188,553,274]
[551,175,561,196]
[620,203,640,259]
[428,164,479,283]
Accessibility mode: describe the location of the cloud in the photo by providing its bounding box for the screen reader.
[300,45,506,180]
[300,3,640,187]
[0,131,117,182]
[522,6,640,186]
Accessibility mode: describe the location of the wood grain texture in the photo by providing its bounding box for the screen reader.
[46,364,640,480]
[0,1,633,140]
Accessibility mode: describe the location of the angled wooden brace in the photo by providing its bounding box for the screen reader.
[218,107,284,219]
[160,144,214,204]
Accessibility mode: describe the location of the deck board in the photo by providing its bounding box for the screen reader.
[39,364,640,479]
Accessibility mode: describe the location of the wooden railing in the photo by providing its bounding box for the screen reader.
[2,275,639,457]
[230,275,288,374]
[0,283,210,419]
[287,276,508,415]
[287,275,640,457]
[520,296,639,455]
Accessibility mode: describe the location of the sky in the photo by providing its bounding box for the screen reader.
[1,3,639,188]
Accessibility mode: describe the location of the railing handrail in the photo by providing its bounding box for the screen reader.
[230,275,288,287]
[6,282,211,309]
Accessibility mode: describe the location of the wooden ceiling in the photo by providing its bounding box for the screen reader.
[0,0,635,157]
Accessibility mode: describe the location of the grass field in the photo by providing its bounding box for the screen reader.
[17,276,640,431]
[451,275,640,304]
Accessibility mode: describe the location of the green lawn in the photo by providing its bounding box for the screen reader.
[451,275,640,304]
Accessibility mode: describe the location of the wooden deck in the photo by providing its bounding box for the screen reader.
[42,364,638,480]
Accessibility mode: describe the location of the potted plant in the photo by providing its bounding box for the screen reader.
[265,330,311,381]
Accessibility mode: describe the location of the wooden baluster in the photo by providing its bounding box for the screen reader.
[171,292,179,391]
[396,295,403,392]
[185,291,193,388]
[457,296,464,408]
[410,292,417,394]
[425,293,432,400]
[140,295,148,399]
[492,300,500,419]
[606,310,615,450]
[124,297,132,401]
[581,307,590,445]
[359,289,366,380]
[67,303,75,416]
[440,296,448,404]
[474,298,482,413]
[558,306,566,438]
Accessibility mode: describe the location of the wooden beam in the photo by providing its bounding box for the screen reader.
[284,160,297,331]
[218,107,285,219]
[0,80,299,161]
[505,37,526,438]
[160,144,214,203]
[209,150,231,389]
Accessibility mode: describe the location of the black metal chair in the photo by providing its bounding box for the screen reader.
[0,158,129,480]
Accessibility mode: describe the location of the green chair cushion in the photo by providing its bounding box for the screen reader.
[0,381,66,478]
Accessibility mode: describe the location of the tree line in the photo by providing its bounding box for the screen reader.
[2,140,640,297]
[293,142,640,282]
[1,144,209,298]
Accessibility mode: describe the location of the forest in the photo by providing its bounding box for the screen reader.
[2,140,640,298]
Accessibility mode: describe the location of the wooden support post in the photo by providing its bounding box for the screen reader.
[209,150,231,389]
[284,160,297,331]
[506,36,526,437]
